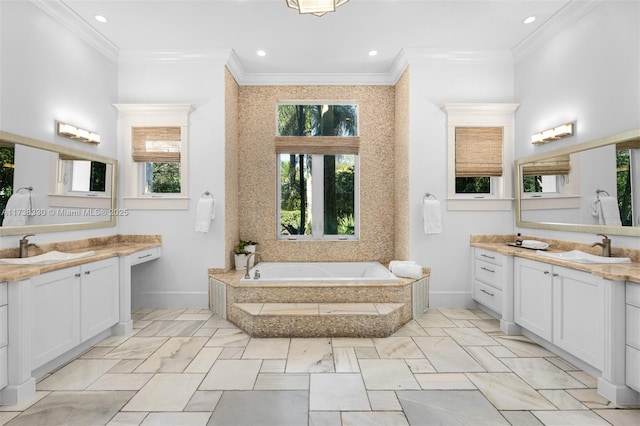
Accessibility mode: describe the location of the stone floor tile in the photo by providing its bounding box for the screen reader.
[122,373,204,412]
[368,390,403,411]
[209,391,308,426]
[414,373,476,390]
[106,412,149,426]
[37,359,120,391]
[413,336,484,372]
[309,373,370,411]
[359,359,420,390]
[593,409,640,426]
[341,411,409,426]
[199,359,262,390]
[308,411,341,426]
[141,412,212,426]
[466,372,556,410]
[532,410,612,425]
[184,390,223,412]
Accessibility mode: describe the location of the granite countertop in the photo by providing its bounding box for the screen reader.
[0,235,161,282]
[471,235,640,284]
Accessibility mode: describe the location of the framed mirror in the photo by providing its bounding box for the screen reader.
[0,130,118,236]
[515,128,640,237]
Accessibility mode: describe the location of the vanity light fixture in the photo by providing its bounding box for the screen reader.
[531,122,574,145]
[57,122,101,145]
[286,0,349,17]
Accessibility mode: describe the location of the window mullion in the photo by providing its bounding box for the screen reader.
[312,155,324,238]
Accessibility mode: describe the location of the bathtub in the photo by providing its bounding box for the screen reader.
[239,261,400,284]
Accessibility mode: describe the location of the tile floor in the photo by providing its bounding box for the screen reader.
[1,307,639,425]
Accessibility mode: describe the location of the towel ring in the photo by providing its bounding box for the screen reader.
[16,186,33,193]
[201,191,214,199]
[423,193,437,201]
[596,189,610,200]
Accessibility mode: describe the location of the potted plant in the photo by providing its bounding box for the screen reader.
[233,240,258,270]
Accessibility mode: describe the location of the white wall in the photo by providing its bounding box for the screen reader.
[514,1,640,248]
[406,51,516,307]
[0,1,118,249]
[117,54,228,308]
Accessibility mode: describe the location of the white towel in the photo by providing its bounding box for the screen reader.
[389,260,417,274]
[393,263,423,279]
[423,199,442,234]
[194,197,216,233]
[598,196,622,226]
[2,192,30,226]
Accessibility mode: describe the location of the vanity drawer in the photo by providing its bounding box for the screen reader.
[474,280,502,314]
[475,248,503,267]
[626,345,640,392]
[627,282,640,307]
[0,282,6,306]
[474,260,503,290]
[130,247,161,266]
[627,304,640,350]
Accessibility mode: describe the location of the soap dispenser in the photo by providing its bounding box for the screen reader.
[515,233,523,247]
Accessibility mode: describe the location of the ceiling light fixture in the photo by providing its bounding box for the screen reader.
[286,0,349,17]
[257,50,267,57]
[368,50,378,57]
[523,16,536,24]
[94,15,108,23]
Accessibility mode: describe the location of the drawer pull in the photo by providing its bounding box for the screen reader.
[480,288,495,297]
[544,271,550,275]
[480,266,495,273]
[75,273,81,278]
[84,271,91,275]
[480,254,495,260]
[552,273,558,277]
[138,253,153,260]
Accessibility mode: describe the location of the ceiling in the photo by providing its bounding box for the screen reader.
[62,0,574,75]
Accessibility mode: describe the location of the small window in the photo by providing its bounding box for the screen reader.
[521,155,570,195]
[132,127,182,195]
[454,127,503,196]
[69,160,107,193]
[276,103,359,240]
[616,139,640,226]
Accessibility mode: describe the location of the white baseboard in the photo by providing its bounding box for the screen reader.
[428,291,475,308]
[132,291,209,309]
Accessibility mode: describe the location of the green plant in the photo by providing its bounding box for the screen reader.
[234,240,258,255]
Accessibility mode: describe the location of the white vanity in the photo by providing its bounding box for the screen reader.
[472,237,640,405]
[0,235,161,406]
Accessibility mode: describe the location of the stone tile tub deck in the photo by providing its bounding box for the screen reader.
[208,263,430,338]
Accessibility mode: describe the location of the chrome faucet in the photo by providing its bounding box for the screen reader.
[591,233,611,257]
[19,234,39,258]
[244,252,262,279]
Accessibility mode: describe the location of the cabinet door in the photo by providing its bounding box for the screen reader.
[552,266,604,369]
[80,257,119,341]
[514,258,552,341]
[31,267,81,369]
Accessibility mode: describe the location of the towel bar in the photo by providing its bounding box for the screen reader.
[595,189,610,200]
[201,191,213,199]
[423,192,437,201]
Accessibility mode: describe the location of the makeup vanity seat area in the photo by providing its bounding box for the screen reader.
[471,237,640,405]
[0,235,161,406]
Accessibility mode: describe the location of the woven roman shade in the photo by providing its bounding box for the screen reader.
[455,127,503,177]
[132,127,181,162]
[275,136,360,155]
[616,138,640,151]
[522,155,571,176]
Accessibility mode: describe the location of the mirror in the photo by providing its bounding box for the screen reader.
[0,130,117,236]
[515,129,640,237]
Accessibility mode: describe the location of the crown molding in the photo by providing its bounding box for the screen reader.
[118,49,233,65]
[512,0,601,63]
[402,48,514,64]
[30,0,119,63]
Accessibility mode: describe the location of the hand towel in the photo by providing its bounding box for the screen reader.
[598,196,622,226]
[423,199,442,234]
[389,260,417,274]
[2,192,30,226]
[195,197,216,233]
[393,263,423,279]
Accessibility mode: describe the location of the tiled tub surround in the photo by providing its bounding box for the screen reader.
[0,235,161,406]
[470,235,640,406]
[208,268,430,338]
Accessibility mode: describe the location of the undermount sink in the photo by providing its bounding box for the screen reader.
[0,250,95,265]
[535,249,631,264]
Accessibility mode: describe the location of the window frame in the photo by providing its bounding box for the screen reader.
[444,103,519,211]
[115,104,192,210]
[275,102,360,241]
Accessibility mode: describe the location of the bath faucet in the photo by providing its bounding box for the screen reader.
[19,234,39,258]
[591,233,611,257]
[244,252,262,279]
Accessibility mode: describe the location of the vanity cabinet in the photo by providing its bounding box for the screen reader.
[514,257,605,370]
[627,282,640,392]
[31,257,118,369]
[0,283,7,390]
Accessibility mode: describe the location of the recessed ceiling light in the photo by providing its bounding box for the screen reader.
[257,50,267,57]
[523,16,536,24]
[94,15,108,23]
[368,50,378,57]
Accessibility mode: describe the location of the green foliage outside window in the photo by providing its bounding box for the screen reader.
[0,147,15,223]
[617,149,632,226]
[145,162,181,194]
[455,177,490,193]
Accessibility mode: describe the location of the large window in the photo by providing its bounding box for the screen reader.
[276,104,359,240]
